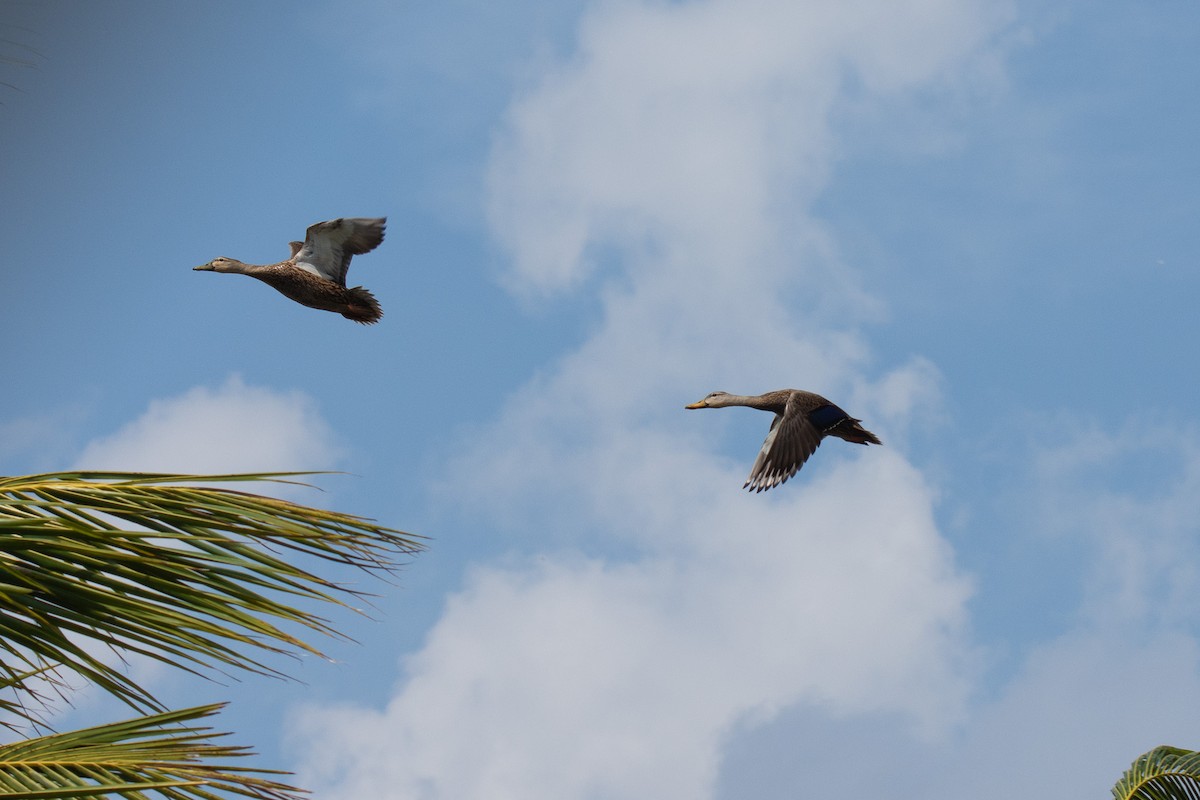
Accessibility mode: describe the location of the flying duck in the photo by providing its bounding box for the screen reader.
[194,217,387,324]
[686,389,881,491]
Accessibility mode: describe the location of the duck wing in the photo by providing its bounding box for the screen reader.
[293,217,386,285]
[745,396,823,492]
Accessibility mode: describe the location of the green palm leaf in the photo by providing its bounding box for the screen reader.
[0,471,424,724]
[0,703,299,800]
[1113,746,1200,800]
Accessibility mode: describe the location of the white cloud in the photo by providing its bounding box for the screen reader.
[711,627,1200,800]
[294,454,972,799]
[705,419,1200,800]
[72,374,344,478]
[1027,422,1200,631]
[3,376,347,729]
[289,1,1018,798]
[487,0,1012,300]
[942,629,1200,800]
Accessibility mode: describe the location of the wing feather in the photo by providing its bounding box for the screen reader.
[744,396,823,492]
[293,217,386,285]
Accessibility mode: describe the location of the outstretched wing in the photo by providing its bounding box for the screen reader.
[293,217,386,285]
[744,396,823,492]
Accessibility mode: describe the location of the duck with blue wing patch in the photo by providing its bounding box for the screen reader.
[685,389,881,492]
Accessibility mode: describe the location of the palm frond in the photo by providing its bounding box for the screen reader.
[1113,746,1200,800]
[0,471,424,724]
[0,703,300,800]
[0,668,67,735]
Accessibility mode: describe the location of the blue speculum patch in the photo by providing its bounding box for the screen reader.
[808,403,849,431]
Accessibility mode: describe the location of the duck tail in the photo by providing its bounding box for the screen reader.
[342,286,383,325]
[827,417,882,446]
[810,403,882,446]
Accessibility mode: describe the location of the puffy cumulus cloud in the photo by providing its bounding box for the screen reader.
[293,453,972,800]
[469,0,1012,538]
[288,0,1015,797]
[73,375,344,479]
[4,376,346,726]
[706,425,1200,800]
[487,0,1013,299]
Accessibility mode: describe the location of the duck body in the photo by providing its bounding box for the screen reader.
[685,389,881,492]
[194,217,386,324]
[241,261,382,322]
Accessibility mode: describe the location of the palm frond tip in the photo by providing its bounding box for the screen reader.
[0,704,302,800]
[0,471,424,723]
[1113,746,1200,800]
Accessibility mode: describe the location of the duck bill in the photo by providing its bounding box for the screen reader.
[193,263,214,271]
[684,401,707,409]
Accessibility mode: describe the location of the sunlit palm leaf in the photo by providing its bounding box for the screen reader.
[0,471,424,724]
[1113,746,1200,800]
[0,703,300,800]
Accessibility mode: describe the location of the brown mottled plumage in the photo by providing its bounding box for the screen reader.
[194,217,387,324]
[685,389,882,492]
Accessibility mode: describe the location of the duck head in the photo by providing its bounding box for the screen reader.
[194,257,248,273]
[685,391,731,409]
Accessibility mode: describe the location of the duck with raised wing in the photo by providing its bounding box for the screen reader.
[194,217,387,324]
[685,389,881,492]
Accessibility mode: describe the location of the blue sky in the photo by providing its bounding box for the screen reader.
[3,1,1200,797]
